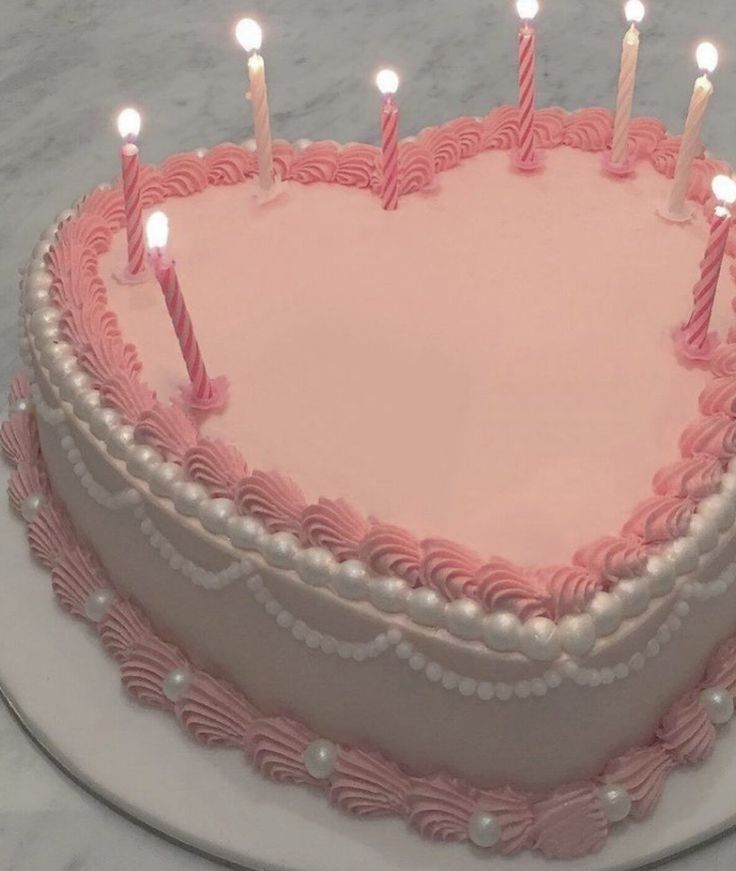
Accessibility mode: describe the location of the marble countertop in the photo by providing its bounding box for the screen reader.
[3,0,736,868]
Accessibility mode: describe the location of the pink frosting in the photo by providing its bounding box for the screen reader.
[710,342,736,377]
[329,747,410,816]
[8,372,29,405]
[419,125,463,172]
[248,715,319,785]
[97,598,154,662]
[562,108,613,151]
[359,523,422,587]
[334,144,380,189]
[573,535,650,582]
[120,636,188,711]
[134,402,198,463]
[419,538,482,600]
[533,107,566,149]
[404,774,475,842]
[621,495,693,544]
[175,672,256,751]
[536,564,599,620]
[649,136,691,178]
[627,117,667,158]
[0,411,40,466]
[656,689,716,765]
[443,117,485,159]
[532,783,608,859]
[474,558,547,620]
[699,377,736,417]
[680,414,736,459]
[183,439,248,499]
[8,461,48,515]
[99,373,157,425]
[704,635,736,695]
[67,315,142,387]
[160,154,209,197]
[27,500,75,569]
[482,105,519,150]
[473,786,534,855]
[289,142,340,184]
[80,185,126,230]
[272,140,295,180]
[203,143,257,185]
[50,545,105,619]
[235,470,306,536]
[601,744,674,821]
[396,141,436,196]
[300,497,370,561]
[139,164,167,206]
[652,454,724,499]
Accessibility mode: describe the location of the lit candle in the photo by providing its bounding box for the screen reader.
[376,69,400,211]
[605,0,645,174]
[674,174,736,363]
[513,0,542,172]
[236,18,274,192]
[145,212,227,412]
[663,41,718,222]
[114,107,147,284]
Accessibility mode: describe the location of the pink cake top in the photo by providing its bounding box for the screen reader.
[46,106,736,620]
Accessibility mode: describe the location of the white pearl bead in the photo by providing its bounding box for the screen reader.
[162,668,191,703]
[149,462,184,497]
[9,397,31,415]
[24,266,52,292]
[106,425,136,459]
[699,493,736,532]
[20,492,45,522]
[332,558,368,599]
[558,613,596,657]
[172,481,208,517]
[303,739,337,779]
[668,536,699,574]
[83,589,116,622]
[646,555,676,597]
[599,785,632,823]
[519,617,561,662]
[407,588,446,627]
[262,532,300,569]
[467,810,501,848]
[613,578,650,618]
[445,599,483,640]
[59,370,91,403]
[700,686,734,725]
[29,306,60,336]
[198,498,236,535]
[369,577,409,612]
[293,547,335,587]
[40,341,72,367]
[226,514,266,549]
[89,407,121,441]
[48,354,76,386]
[126,444,163,480]
[24,285,51,313]
[688,514,719,553]
[587,591,623,636]
[72,389,101,421]
[482,611,521,652]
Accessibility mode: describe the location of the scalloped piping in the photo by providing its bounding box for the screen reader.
[4,386,736,860]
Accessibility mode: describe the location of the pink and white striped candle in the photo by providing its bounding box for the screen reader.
[115,108,146,283]
[513,0,541,172]
[236,18,275,192]
[675,175,736,363]
[606,1,645,173]
[145,212,226,411]
[376,69,400,211]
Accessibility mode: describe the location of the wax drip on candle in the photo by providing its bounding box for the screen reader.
[603,0,645,177]
[145,211,228,413]
[376,68,400,211]
[113,106,148,285]
[659,41,719,223]
[512,0,543,173]
[674,174,736,366]
[235,17,276,195]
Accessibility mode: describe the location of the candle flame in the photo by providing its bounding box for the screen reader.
[712,175,736,206]
[117,107,141,140]
[375,68,400,95]
[235,18,263,52]
[516,0,539,21]
[146,211,170,251]
[624,0,645,24]
[696,41,719,74]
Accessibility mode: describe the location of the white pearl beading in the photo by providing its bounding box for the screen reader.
[19,239,736,666]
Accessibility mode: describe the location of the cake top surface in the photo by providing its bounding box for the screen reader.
[95,111,733,571]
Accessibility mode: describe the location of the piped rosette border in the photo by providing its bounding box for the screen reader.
[4,373,736,861]
[20,104,736,662]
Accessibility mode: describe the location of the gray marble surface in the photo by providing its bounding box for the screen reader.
[3,0,736,868]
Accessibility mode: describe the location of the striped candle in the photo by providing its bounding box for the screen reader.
[146,212,222,410]
[513,0,541,171]
[115,108,146,284]
[675,175,736,362]
[236,19,275,192]
[376,69,400,211]
[608,1,645,171]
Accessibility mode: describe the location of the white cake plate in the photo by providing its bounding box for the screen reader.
[2,471,736,871]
